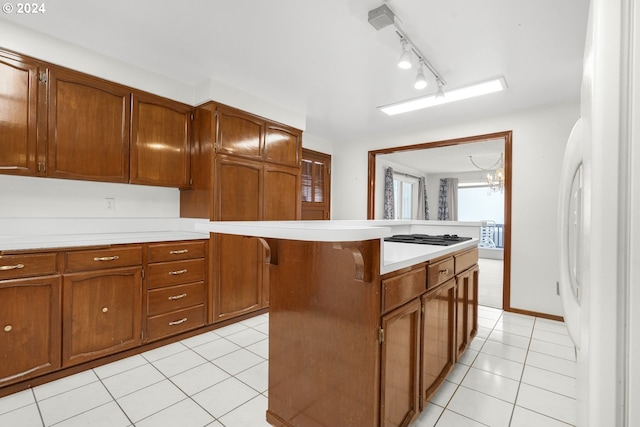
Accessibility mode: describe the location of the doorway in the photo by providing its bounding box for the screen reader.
[367,131,512,311]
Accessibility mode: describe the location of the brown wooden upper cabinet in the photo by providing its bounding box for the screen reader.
[0,48,192,187]
[265,124,300,167]
[215,105,301,167]
[130,93,192,188]
[0,51,40,176]
[47,67,131,182]
[216,106,263,160]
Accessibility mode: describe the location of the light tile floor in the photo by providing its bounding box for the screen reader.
[0,307,577,427]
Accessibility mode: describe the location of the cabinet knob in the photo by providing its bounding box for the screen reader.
[169,269,188,275]
[102,307,109,313]
[0,263,25,271]
[3,325,12,332]
[169,249,189,255]
[168,293,187,300]
[439,268,449,275]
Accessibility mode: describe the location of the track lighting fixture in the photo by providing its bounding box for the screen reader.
[368,4,446,92]
[398,40,412,69]
[414,61,427,89]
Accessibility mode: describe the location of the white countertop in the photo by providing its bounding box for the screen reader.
[0,218,209,251]
[194,220,480,274]
[194,219,486,242]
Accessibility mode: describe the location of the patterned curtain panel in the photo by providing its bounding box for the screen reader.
[438,178,449,220]
[417,177,428,220]
[383,167,395,219]
[447,178,459,221]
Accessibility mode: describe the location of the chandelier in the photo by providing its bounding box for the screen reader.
[468,153,505,193]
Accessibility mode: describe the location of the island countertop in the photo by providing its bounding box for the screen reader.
[194,219,480,274]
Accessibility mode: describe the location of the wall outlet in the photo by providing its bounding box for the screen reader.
[104,198,115,211]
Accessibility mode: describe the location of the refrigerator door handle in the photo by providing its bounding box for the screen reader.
[558,118,586,349]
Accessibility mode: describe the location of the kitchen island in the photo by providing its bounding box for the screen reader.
[195,220,480,427]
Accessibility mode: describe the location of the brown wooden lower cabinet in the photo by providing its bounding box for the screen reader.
[211,234,266,322]
[380,298,421,427]
[0,239,212,395]
[0,275,61,387]
[421,279,456,406]
[455,265,479,358]
[62,266,142,367]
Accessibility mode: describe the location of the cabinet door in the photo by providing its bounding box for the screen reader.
[47,67,130,182]
[455,267,479,359]
[0,275,61,387]
[211,234,263,322]
[264,124,300,167]
[216,106,263,160]
[62,267,142,366]
[130,93,191,188]
[0,52,40,176]
[421,279,455,406]
[263,164,300,220]
[380,298,421,427]
[214,155,263,221]
[467,266,479,344]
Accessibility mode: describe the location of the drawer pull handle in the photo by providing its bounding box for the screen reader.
[168,293,187,300]
[169,249,189,255]
[169,269,188,275]
[4,325,12,332]
[102,307,109,313]
[93,256,120,262]
[439,268,449,275]
[169,317,188,326]
[0,263,25,271]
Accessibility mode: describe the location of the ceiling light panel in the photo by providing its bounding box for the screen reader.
[379,77,508,115]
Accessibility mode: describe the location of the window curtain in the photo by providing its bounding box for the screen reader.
[383,167,395,219]
[447,178,459,220]
[417,177,429,220]
[438,178,458,220]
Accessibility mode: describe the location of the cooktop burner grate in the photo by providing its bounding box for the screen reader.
[384,234,473,246]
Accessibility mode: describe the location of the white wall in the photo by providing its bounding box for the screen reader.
[331,102,579,316]
[0,175,179,218]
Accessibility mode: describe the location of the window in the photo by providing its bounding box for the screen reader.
[301,149,331,220]
[393,174,418,220]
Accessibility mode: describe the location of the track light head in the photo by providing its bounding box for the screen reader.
[398,40,412,69]
[414,63,427,89]
[435,78,445,98]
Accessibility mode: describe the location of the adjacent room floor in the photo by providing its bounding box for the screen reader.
[478,258,504,309]
[0,306,577,427]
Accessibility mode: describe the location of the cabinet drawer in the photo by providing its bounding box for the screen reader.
[427,257,455,289]
[381,266,427,313]
[147,282,205,316]
[147,258,204,289]
[455,247,478,274]
[0,253,58,280]
[147,240,206,263]
[146,305,205,342]
[65,246,142,272]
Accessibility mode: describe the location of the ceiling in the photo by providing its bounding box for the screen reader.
[1,0,589,145]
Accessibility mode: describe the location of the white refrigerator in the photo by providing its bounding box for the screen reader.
[558,0,639,426]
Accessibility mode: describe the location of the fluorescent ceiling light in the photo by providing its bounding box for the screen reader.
[379,77,507,116]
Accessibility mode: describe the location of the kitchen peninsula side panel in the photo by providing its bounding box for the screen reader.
[267,239,382,427]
